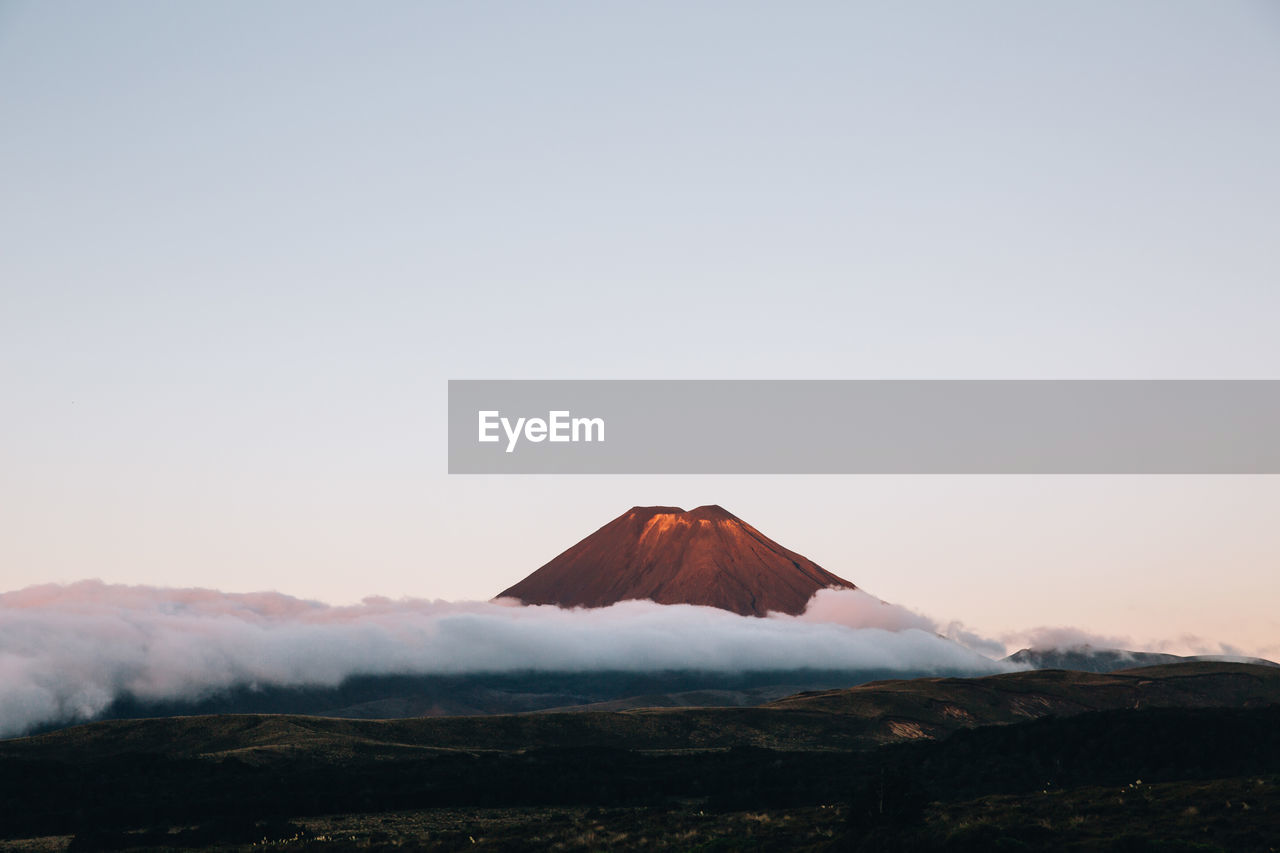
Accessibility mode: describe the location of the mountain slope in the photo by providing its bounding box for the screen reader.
[1005,645,1279,673]
[497,505,854,616]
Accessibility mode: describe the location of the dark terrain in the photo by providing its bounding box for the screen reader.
[41,652,1271,734]
[2,662,1279,850]
[33,668,997,734]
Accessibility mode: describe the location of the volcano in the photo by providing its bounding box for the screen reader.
[497,505,855,617]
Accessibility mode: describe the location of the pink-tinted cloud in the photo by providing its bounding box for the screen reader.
[791,588,937,632]
[793,588,1008,658]
[1002,625,1134,653]
[0,580,1005,737]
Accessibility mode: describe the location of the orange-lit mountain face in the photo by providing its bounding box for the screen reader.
[497,505,855,617]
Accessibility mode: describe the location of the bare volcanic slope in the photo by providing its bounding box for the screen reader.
[497,505,854,616]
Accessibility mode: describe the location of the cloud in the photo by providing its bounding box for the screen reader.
[0,580,1009,738]
[1145,634,1255,659]
[1001,625,1134,653]
[995,626,1273,660]
[939,621,1009,660]
[792,588,937,632]
[794,588,1008,658]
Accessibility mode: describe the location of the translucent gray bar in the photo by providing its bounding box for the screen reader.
[447,381,1280,474]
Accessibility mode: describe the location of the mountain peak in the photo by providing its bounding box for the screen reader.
[623,505,741,525]
[687,504,738,521]
[497,505,854,617]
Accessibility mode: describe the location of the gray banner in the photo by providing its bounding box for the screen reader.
[447,380,1280,474]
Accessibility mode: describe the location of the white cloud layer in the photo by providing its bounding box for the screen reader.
[0,581,1009,738]
[998,625,1266,659]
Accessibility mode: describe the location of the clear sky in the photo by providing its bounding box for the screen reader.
[3,2,1279,655]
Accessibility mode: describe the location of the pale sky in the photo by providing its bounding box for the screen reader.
[3,2,1279,656]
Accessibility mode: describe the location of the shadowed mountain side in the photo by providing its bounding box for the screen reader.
[53,669,946,732]
[498,505,854,616]
[531,685,815,714]
[6,662,1278,763]
[1005,645,1280,673]
[554,660,1280,721]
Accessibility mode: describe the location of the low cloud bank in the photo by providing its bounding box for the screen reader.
[797,588,1010,659]
[0,581,1007,737]
[1000,625,1266,660]
[1001,625,1133,653]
